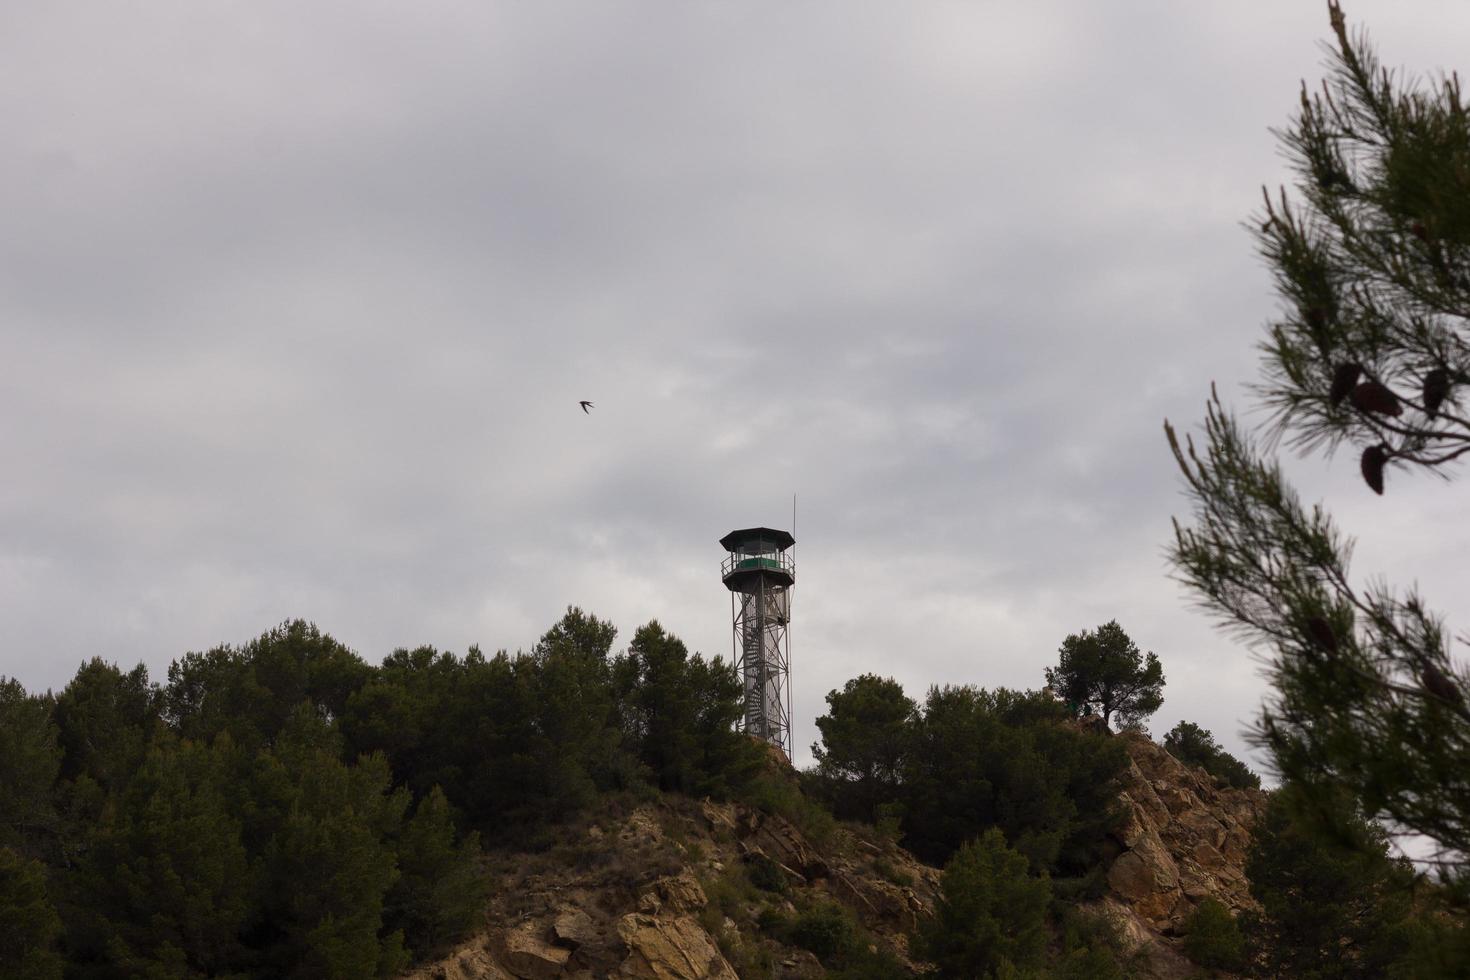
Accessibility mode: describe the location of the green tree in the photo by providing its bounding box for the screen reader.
[526,607,622,811]
[916,828,1050,979]
[384,787,485,958]
[52,659,159,794]
[66,736,254,978]
[1181,897,1247,973]
[614,621,760,797]
[0,679,61,857]
[899,685,1126,888]
[811,674,916,823]
[164,620,372,751]
[1163,721,1261,790]
[1044,621,1165,730]
[0,848,63,980]
[250,705,411,979]
[1245,788,1417,978]
[1166,3,1470,877]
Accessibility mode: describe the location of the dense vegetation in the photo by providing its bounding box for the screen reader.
[1163,720,1261,790]
[5,609,1464,978]
[808,657,1134,896]
[0,611,764,978]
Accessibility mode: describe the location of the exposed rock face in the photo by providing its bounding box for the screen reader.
[404,790,936,980]
[615,914,737,980]
[501,925,572,980]
[1099,732,1267,940]
[405,731,1263,980]
[401,940,513,980]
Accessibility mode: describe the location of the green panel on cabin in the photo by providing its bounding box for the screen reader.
[736,557,783,572]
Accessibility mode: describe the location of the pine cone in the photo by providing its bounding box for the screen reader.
[1305,616,1339,653]
[1423,368,1450,419]
[1360,444,1388,495]
[1421,661,1464,707]
[1350,380,1402,416]
[1328,363,1362,406]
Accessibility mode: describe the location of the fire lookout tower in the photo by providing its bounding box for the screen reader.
[720,526,794,755]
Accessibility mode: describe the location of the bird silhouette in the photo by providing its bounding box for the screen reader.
[579,401,593,414]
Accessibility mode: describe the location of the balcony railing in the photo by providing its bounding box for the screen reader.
[721,551,795,579]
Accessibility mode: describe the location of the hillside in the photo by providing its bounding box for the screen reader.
[405,733,1266,980]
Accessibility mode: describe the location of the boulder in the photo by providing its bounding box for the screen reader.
[619,809,664,847]
[650,871,708,913]
[400,938,514,980]
[551,909,598,949]
[615,914,738,980]
[502,924,571,980]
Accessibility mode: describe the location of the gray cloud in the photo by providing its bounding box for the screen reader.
[5,1,1470,774]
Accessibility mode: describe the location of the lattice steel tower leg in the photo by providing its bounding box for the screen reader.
[720,527,795,756]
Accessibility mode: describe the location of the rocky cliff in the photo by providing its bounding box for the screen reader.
[405,733,1266,980]
[1086,731,1268,976]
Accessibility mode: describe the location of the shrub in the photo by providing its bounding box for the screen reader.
[746,854,788,894]
[872,855,914,888]
[786,900,857,963]
[1049,908,1134,979]
[1164,721,1260,790]
[1182,898,1246,972]
[740,772,838,849]
[0,848,63,980]
[916,828,1051,979]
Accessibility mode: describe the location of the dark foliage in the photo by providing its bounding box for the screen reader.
[0,847,63,980]
[0,678,61,859]
[1163,721,1261,790]
[915,828,1051,979]
[612,621,763,798]
[1044,620,1165,730]
[809,675,1127,896]
[1245,787,1419,978]
[900,686,1127,887]
[1181,897,1246,973]
[10,609,764,977]
[811,674,916,824]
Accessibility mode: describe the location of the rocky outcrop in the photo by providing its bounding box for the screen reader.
[615,914,737,980]
[1102,732,1266,937]
[405,788,936,980]
[501,926,572,980]
[407,731,1263,980]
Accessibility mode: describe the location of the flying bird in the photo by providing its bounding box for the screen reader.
[579,400,593,414]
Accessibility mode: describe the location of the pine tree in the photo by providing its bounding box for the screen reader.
[0,848,63,980]
[68,737,254,977]
[1245,788,1417,978]
[0,679,61,858]
[916,828,1051,979]
[1163,721,1261,790]
[384,787,484,959]
[1044,621,1164,730]
[1167,3,1470,879]
[252,706,411,979]
[812,674,916,823]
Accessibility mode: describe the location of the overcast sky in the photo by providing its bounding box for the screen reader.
[5,1,1469,771]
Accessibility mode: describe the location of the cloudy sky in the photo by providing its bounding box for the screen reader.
[5,1,1469,770]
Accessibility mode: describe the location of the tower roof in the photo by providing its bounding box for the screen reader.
[719,526,795,552]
